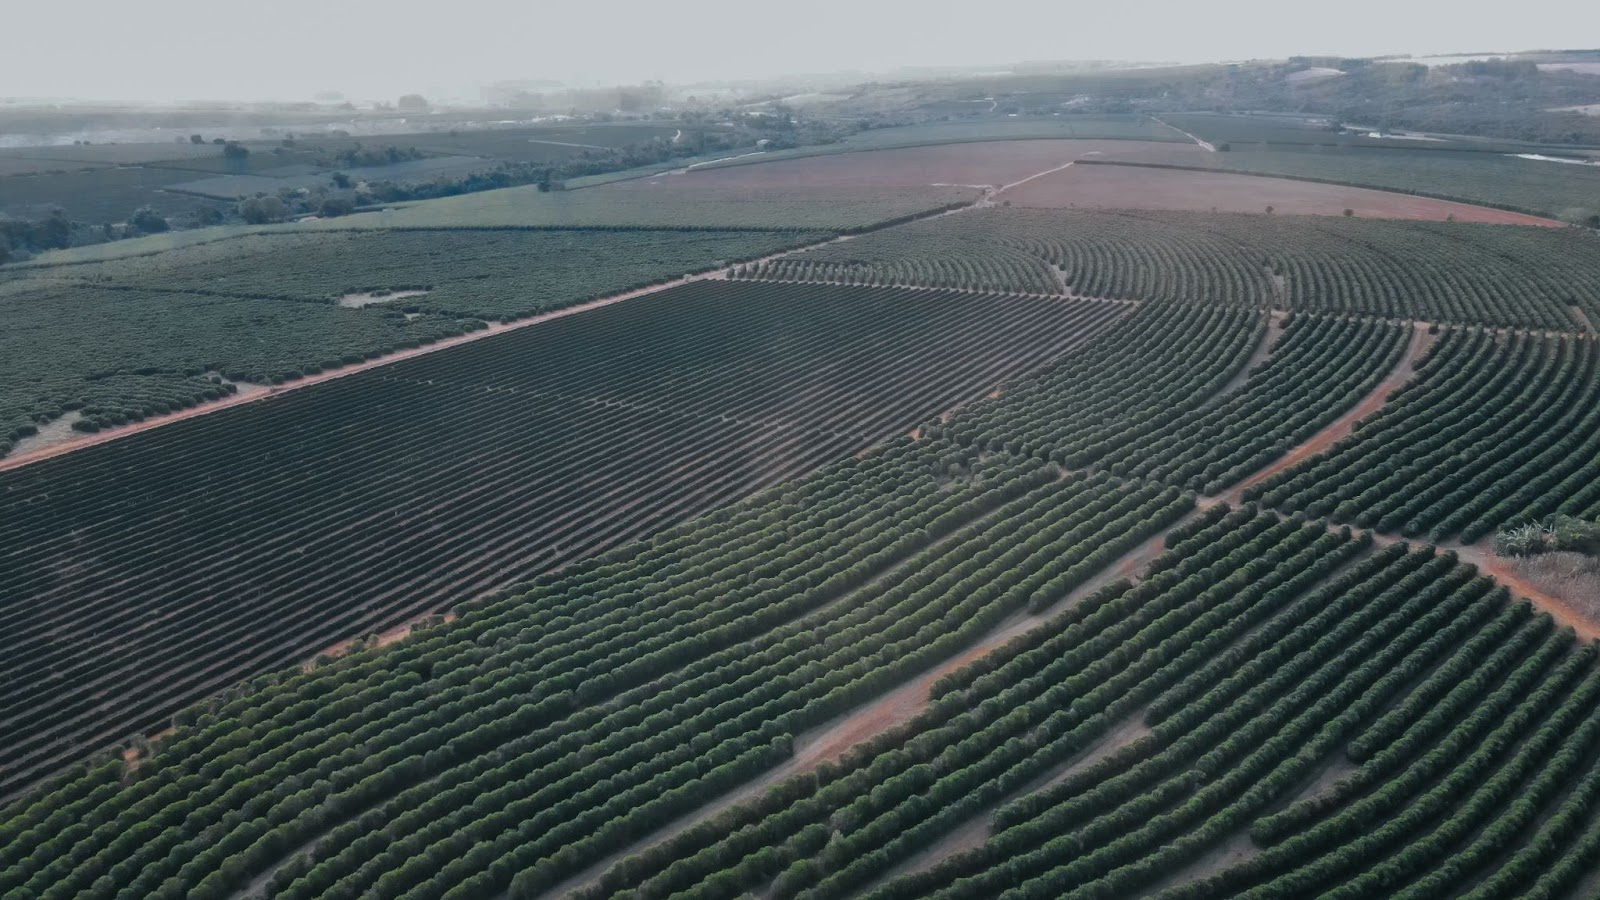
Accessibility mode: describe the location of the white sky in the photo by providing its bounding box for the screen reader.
[6,0,1599,104]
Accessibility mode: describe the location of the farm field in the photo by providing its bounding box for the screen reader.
[9,93,1600,900]
[0,166,224,221]
[1000,160,1561,224]
[0,282,477,458]
[736,208,1600,330]
[0,228,818,457]
[1247,329,1600,544]
[165,156,499,200]
[679,118,1192,170]
[16,227,823,319]
[7,286,1600,900]
[0,280,1119,802]
[315,182,980,232]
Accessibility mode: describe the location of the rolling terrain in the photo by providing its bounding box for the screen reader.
[4,117,1600,900]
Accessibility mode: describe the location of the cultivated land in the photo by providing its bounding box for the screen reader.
[0,229,825,458]
[736,208,1600,329]
[6,123,1600,900]
[0,281,1120,801]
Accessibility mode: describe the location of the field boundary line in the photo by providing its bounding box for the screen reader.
[1150,115,1218,152]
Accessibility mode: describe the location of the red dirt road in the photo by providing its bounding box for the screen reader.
[1001,163,1564,226]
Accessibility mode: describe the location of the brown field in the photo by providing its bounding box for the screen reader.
[1002,163,1563,226]
[602,140,1205,193]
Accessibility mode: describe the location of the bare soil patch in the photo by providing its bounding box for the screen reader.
[1137,828,1259,897]
[1215,312,1284,399]
[7,410,83,457]
[1001,164,1563,226]
[1571,305,1597,337]
[305,611,459,671]
[606,141,1202,193]
[1457,546,1600,640]
[337,288,431,308]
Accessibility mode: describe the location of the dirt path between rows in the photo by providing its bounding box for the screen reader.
[0,238,845,475]
[1214,321,1433,506]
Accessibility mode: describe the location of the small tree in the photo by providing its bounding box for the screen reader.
[319,197,356,217]
[190,134,204,144]
[1343,208,1354,217]
[1265,205,1275,215]
[128,207,169,234]
[330,172,352,189]
[238,195,287,224]
[222,142,250,160]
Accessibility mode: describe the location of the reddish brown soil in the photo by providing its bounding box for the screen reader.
[1455,543,1600,641]
[604,141,1202,193]
[1001,163,1564,226]
[0,238,837,474]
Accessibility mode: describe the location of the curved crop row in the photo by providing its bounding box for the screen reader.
[1247,328,1600,541]
[0,442,1192,900]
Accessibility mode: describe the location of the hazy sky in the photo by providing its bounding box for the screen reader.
[8,0,1599,104]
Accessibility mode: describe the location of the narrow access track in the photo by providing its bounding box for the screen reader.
[1150,115,1218,152]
